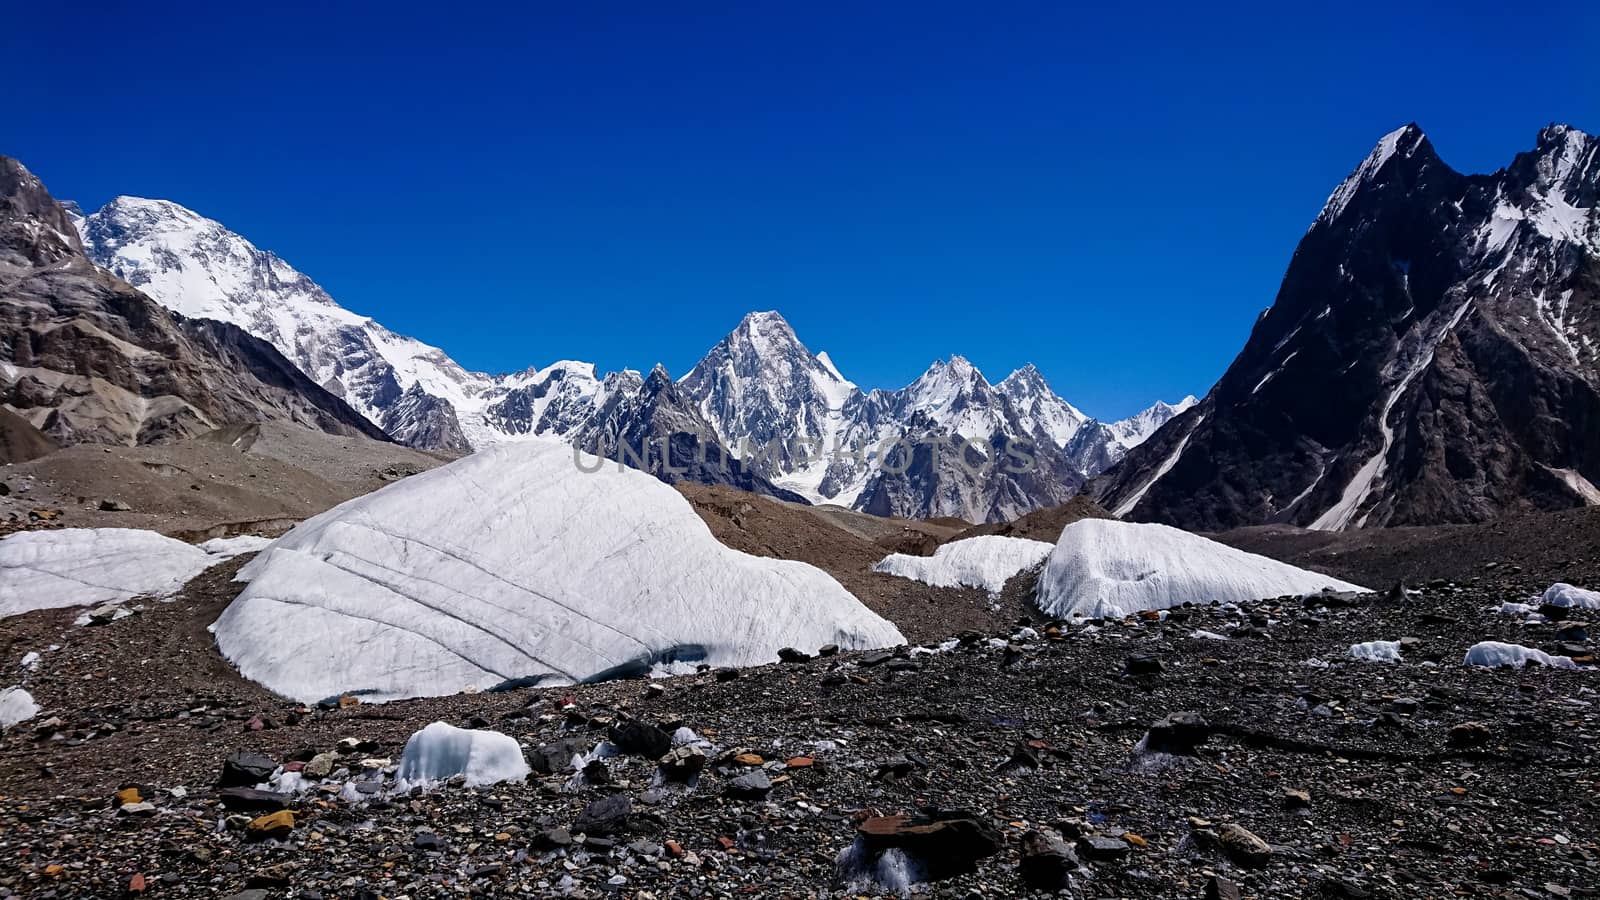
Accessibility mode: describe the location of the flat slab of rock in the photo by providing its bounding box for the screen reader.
[855,810,1001,881]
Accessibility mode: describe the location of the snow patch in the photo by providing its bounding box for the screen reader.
[1036,519,1366,619]
[199,534,275,557]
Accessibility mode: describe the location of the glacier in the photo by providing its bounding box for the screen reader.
[1035,519,1367,619]
[0,528,254,618]
[873,535,1053,597]
[213,441,905,703]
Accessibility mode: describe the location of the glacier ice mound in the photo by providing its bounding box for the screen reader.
[1463,641,1577,670]
[214,441,905,703]
[873,535,1053,597]
[1540,583,1600,610]
[0,528,225,618]
[1036,519,1366,619]
[397,721,531,788]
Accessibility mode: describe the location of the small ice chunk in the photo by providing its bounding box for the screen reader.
[1348,640,1403,663]
[0,686,39,730]
[396,721,531,788]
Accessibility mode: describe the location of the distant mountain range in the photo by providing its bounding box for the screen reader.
[1092,123,1599,529]
[20,121,1582,531]
[70,198,1190,521]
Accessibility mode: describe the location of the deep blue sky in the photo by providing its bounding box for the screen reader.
[5,2,1596,418]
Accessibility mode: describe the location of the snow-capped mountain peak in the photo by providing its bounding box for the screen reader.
[75,196,602,451]
[679,310,863,481]
[899,355,989,412]
[1108,394,1199,447]
[996,363,1088,448]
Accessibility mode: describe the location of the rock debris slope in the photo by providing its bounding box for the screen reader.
[1094,123,1600,530]
[214,441,904,703]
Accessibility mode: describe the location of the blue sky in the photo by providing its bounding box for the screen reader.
[5,1,1595,419]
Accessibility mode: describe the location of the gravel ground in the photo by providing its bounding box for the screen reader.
[2,545,1596,898]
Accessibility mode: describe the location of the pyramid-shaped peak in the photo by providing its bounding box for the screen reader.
[1316,124,1435,225]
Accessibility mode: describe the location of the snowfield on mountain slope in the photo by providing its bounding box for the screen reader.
[214,442,905,704]
[0,528,261,618]
[873,535,1054,597]
[1036,519,1367,619]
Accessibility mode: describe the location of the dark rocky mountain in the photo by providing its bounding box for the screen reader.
[379,381,470,452]
[0,156,390,447]
[571,366,805,501]
[1093,123,1600,530]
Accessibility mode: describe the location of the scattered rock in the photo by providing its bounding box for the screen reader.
[854,810,1002,881]
[726,770,772,799]
[1204,875,1243,900]
[219,751,277,787]
[1124,653,1163,675]
[659,745,706,781]
[302,752,338,779]
[528,737,587,774]
[1448,721,1493,747]
[245,810,295,841]
[1217,822,1272,867]
[1076,833,1130,862]
[1144,711,1210,754]
[1019,830,1079,889]
[573,794,632,836]
[608,719,672,759]
[218,787,291,813]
